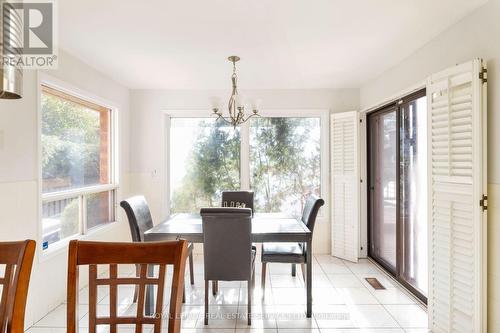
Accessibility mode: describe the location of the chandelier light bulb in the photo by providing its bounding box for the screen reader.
[252,98,262,111]
[210,96,222,110]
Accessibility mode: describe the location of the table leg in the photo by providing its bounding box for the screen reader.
[306,239,312,318]
[145,264,155,316]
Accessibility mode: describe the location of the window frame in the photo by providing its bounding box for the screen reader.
[37,73,120,258]
[162,109,330,223]
[366,89,428,304]
[359,81,427,259]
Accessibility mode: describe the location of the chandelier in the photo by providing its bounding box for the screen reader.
[211,56,260,127]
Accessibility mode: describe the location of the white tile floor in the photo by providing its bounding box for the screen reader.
[26,255,428,333]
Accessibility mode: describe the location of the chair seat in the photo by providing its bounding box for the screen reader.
[261,242,305,263]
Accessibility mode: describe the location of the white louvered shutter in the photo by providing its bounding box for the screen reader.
[331,111,359,262]
[427,59,487,333]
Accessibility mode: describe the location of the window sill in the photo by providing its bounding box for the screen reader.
[38,221,121,263]
[41,183,119,202]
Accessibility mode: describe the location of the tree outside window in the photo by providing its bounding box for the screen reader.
[41,86,114,249]
[170,117,320,217]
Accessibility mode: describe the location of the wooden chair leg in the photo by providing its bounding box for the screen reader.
[247,280,252,325]
[189,250,195,285]
[301,263,306,283]
[204,279,209,325]
[261,262,267,291]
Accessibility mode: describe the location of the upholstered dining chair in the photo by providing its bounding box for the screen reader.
[260,194,324,290]
[200,207,255,325]
[120,196,195,301]
[221,191,254,215]
[213,190,255,295]
[0,240,36,333]
[67,239,188,333]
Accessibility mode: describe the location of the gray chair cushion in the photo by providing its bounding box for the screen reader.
[301,194,325,234]
[120,196,154,242]
[201,207,254,281]
[121,195,194,254]
[261,242,305,263]
[261,195,325,265]
[221,191,256,246]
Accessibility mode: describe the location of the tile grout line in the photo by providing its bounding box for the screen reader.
[28,256,428,332]
[365,257,428,309]
[343,259,404,330]
[310,255,322,332]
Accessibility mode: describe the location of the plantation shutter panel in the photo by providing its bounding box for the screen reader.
[427,59,487,333]
[331,111,359,262]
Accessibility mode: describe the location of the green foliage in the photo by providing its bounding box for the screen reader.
[59,199,79,238]
[171,117,320,215]
[41,94,101,191]
[250,118,320,214]
[171,120,240,213]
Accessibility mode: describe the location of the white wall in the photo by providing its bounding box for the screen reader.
[4,0,499,327]
[0,50,132,326]
[359,0,500,330]
[129,88,359,254]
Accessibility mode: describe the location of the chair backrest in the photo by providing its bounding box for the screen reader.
[301,194,325,234]
[67,240,188,333]
[200,208,253,281]
[221,191,254,214]
[0,240,35,333]
[120,196,154,242]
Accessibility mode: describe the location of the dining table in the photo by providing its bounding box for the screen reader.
[143,212,314,317]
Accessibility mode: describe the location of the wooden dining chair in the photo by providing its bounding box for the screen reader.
[261,194,324,290]
[0,240,36,333]
[67,239,188,333]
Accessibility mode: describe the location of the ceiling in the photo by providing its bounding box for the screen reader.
[59,0,488,90]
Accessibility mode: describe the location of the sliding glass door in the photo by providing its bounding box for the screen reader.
[368,89,428,302]
[368,106,398,274]
[399,92,428,299]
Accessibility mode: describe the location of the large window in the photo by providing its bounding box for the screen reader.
[40,84,117,250]
[250,117,320,216]
[170,118,240,213]
[168,112,325,217]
